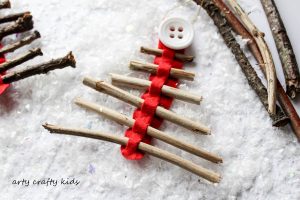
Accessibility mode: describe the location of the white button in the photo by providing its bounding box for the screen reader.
[158,17,194,50]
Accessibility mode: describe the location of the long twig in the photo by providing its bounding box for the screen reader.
[213,0,300,140]
[0,48,43,73]
[0,0,10,9]
[0,11,30,24]
[0,14,33,39]
[110,73,202,104]
[75,98,222,163]
[83,77,211,134]
[0,31,40,55]
[42,123,221,183]
[192,0,289,127]
[2,52,76,83]
[260,0,300,99]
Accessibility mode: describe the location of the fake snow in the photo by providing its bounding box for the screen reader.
[0,0,299,199]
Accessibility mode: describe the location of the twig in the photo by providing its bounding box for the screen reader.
[83,77,211,134]
[0,0,10,9]
[2,52,76,83]
[110,73,202,104]
[213,0,300,140]
[0,14,33,39]
[140,46,194,62]
[42,123,221,182]
[260,0,300,99]
[0,11,30,24]
[130,60,195,81]
[0,30,40,55]
[75,98,222,163]
[192,0,289,127]
[0,48,43,73]
[226,0,277,115]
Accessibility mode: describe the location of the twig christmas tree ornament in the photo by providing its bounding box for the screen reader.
[44,16,223,183]
[0,0,76,96]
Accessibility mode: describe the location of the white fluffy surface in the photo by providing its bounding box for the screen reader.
[0,0,299,199]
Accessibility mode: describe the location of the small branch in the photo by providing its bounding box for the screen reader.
[110,73,202,104]
[42,123,221,183]
[83,77,211,134]
[0,48,43,73]
[140,46,194,62]
[130,60,195,81]
[2,52,76,83]
[213,0,300,140]
[0,11,30,24]
[193,0,289,127]
[0,30,40,55]
[260,0,300,99]
[0,0,10,9]
[75,98,222,163]
[0,14,33,39]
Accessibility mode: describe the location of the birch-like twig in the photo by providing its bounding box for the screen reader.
[83,77,211,134]
[42,123,221,183]
[110,73,202,104]
[75,98,222,163]
[226,0,277,115]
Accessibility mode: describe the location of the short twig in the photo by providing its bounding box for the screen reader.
[42,123,221,183]
[0,48,43,73]
[0,0,10,9]
[2,52,76,83]
[110,73,202,104]
[75,98,222,163]
[0,11,30,24]
[0,14,33,39]
[83,77,211,134]
[129,60,195,81]
[140,46,194,62]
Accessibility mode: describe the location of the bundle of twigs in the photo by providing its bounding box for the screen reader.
[0,0,75,88]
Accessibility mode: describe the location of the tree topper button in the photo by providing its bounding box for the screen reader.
[158,17,194,50]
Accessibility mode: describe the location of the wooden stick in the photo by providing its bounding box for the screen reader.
[226,0,277,115]
[130,60,195,81]
[0,11,30,24]
[0,48,43,73]
[2,52,76,83]
[75,98,222,163]
[192,0,289,127]
[42,123,221,183]
[0,0,10,9]
[140,46,194,62]
[0,14,33,39]
[260,0,300,99]
[0,31,40,55]
[83,77,211,134]
[110,73,202,104]
[213,0,300,139]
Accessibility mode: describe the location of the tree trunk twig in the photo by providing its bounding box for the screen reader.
[2,52,76,83]
[0,11,30,24]
[75,98,222,163]
[226,0,277,115]
[42,123,221,183]
[0,48,43,73]
[192,0,289,127]
[0,30,40,55]
[213,0,300,140]
[260,0,300,99]
[0,0,10,9]
[0,14,33,39]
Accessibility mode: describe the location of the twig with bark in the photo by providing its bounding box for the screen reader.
[1,52,76,83]
[260,0,300,99]
[192,0,289,126]
[0,0,10,9]
[0,11,30,24]
[0,14,33,39]
[212,0,300,140]
[0,30,40,55]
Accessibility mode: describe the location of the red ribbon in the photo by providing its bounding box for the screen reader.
[0,44,10,95]
[121,41,184,160]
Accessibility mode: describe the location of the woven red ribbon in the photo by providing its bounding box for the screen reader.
[0,44,9,95]
[121,41,184,160]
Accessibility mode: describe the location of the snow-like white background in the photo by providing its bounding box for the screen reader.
[0,0,299,199]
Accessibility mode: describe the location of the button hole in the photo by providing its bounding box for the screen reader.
[170,26,175,31]
[178,34,183,39]
[170,34,175,38]
[178,27,183,32]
